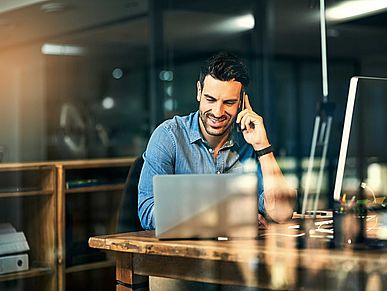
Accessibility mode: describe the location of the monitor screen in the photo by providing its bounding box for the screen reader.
[334,77,387,203]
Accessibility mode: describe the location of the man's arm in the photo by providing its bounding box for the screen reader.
[258,153,296,222]
[138,125,175,230]
[237,94,296,223]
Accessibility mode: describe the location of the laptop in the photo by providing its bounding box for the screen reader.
[153,173,258,239]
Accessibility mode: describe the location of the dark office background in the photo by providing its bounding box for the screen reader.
[0,0,387,209]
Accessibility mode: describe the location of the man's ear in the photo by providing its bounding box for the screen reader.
[196,81,201,102]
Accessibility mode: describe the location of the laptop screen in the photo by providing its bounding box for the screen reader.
[153,173,258,239]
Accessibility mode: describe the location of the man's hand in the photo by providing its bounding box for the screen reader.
[237,93,296,223]
[236,93,270,151]
[258,213,268,229]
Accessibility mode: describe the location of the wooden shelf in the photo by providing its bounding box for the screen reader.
[65,260,115,274]
[57,158,136,170]
[0,158,133,291]
[0,158,135,170]
[0,190,53,198]
[0,266,52,282]
[65,184,125,194]
[0,163,57,291]
[56,158,134,291]
[0,164,55,171]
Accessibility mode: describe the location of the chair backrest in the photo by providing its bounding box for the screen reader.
[118,156,144,232]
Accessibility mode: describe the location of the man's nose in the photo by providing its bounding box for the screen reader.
[212,102,224,116]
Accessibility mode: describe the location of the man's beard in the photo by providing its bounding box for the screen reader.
[199,110,234,137]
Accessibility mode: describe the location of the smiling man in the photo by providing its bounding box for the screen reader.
[138,51,296,230]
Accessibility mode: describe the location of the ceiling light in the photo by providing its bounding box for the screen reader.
[41,43,85,56]
[214,13,255,33]
[233,14,255,30]
[102,97,115,110]
[40,2,65,13]
[159,70,174,81]
[0,0,48,14]
[326,0,387,22]
[112,68,124,79]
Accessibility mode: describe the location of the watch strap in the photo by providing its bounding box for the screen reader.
[255,145,273,158]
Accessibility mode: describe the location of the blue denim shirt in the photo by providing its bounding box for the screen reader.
[138,111,265,230]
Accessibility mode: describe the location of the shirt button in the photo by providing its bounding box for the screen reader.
[216,171,221,174]
[209,148,214,153]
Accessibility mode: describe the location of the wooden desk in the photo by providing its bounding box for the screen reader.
[89,226,387,291]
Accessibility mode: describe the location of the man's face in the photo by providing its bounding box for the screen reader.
[196,75,242,139]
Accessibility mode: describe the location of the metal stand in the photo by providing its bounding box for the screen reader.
[301,0,335,218]
[301,102,334,218]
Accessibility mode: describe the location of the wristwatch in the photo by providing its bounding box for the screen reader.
[255,145,273,158]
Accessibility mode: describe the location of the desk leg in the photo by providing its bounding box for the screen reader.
[116,253,149,291]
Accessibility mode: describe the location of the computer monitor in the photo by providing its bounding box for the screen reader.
[334,76,387,203]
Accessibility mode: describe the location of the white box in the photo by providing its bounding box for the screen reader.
[0,254,29,275]
[0,232,30,256]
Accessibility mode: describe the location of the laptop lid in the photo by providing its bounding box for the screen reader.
[153,173,258,239]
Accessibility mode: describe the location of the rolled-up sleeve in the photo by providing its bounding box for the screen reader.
[257,161,265,215]
[138,124,176,230]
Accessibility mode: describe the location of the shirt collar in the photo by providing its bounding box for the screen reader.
[189,111,240,149]
[189,111,203,144]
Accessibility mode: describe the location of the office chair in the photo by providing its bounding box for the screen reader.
[118,155,144,232]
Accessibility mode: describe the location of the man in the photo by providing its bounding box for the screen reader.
[138,51,296,230]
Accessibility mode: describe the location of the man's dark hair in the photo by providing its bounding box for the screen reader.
[199,51,249,90]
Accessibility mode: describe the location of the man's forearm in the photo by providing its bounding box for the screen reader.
[259,153,297,223]
[138,189,155,230]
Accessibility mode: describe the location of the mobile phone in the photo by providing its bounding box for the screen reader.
[236,90,246,132]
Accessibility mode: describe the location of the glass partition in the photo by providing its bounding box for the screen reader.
[0,0,386,213]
